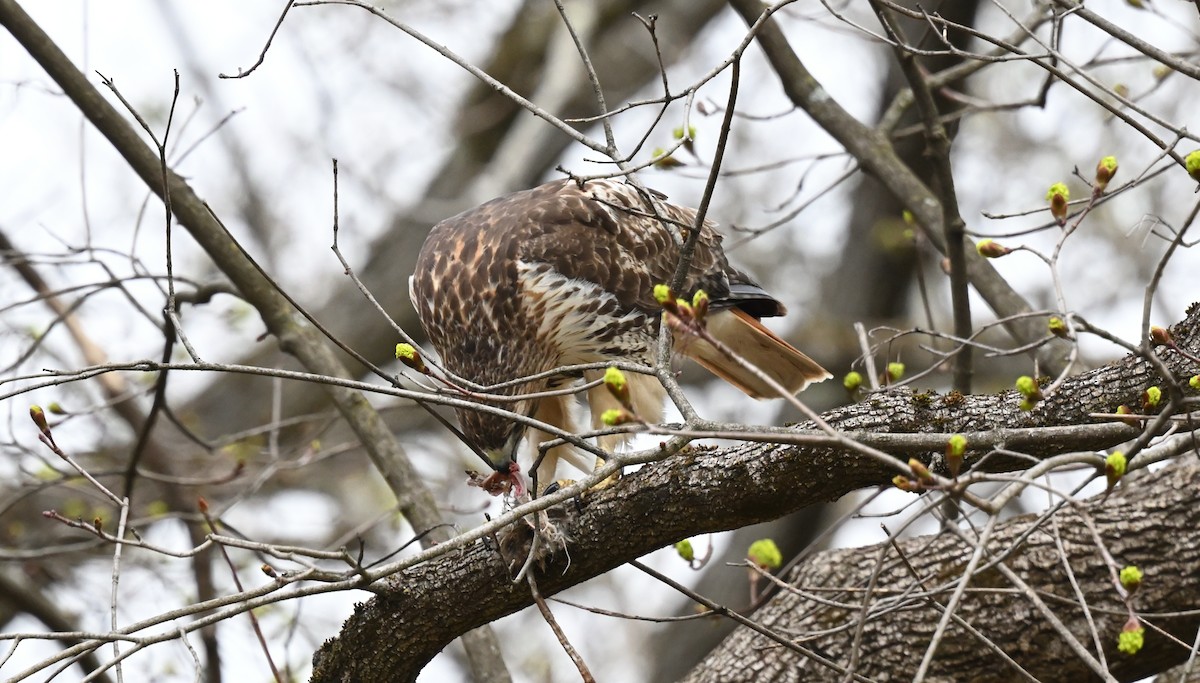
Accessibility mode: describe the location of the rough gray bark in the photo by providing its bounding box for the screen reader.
[309,305,1199,681]
[682,455,1200,683]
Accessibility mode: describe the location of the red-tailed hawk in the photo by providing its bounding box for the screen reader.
[410,178,829,491]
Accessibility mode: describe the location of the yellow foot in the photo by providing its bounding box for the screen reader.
[590,456,623,492]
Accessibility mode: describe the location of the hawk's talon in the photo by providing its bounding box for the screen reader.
[499,503,572,577]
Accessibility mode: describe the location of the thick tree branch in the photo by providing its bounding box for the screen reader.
[310,305,1200,681]
[683,454,1200,682]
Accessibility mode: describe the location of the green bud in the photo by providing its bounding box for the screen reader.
[1094,156,1118,192]
[892,475,918,492]
[1046,182,1070,225]
[1149,326,1172,346]
[843,371,863,392]
[604,366,632,408]
[946,434,967,457]
[1114,405,1140,428]
[29,405,55,446]
[395,343,427,373]
[1187,150,1200,182]
[1106,451,1127,488]
[747,539,782,570]
[1015,375,1042,400]
[1117,622,1144,655]
[29,405,48,433]
[1143,386,1162,410]
[1190,375,1200,390]
[691,289,709,320]
[945,434,966,478]
[652,148,683,169]
[603,366,627,393]
[886,362,905,383]
[600,408,629,426]
[675,539,695,563]
[1048,316,1069,339]
[672,124,697,140]
[908,458,934,482]
[653,284,672,306]
[975,239,1011,258]
[1119,565,1143,592]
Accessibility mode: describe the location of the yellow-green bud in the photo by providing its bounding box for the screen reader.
[1118,622,1144,655]
[1190,375,1200,390]
[886,362,905,383]
[946,434,967,478]
[395,343,427,373]
[946,434,967,457]
[1018,398,1038,412]
[672,124,697,140]
[1106,451,1127,488]
[1046,182,1070,225]
[604,367,631,407]
[747,539,782,570]
[604,366,627,393]
[1048,316,1069,339]
[843,371,863,392]
[1095,156,1118,192]
[1114,405,1140,428]
[47,402,66,415]
[1143,386,1162,410]
[29,405,48,434]
[1187,150,1200,182]
[1015,375,1042,401]
[1149,326,1172,346]
[1119,565,1143,592]
[908,458,934,482]
[600,408,629,426]
[975,239,1011,258]
[675,539,695,562]
[691,290,709,320]
[901,210,915,225]
[652,148,683,169]
[892,475,918,492]
[653,284,672,306]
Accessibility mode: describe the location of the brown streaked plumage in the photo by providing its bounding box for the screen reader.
[409,178,829,488]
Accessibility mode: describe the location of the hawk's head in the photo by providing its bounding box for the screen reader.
[457,397,529,472]
[457,397,534,498]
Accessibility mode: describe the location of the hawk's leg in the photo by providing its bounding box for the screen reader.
[584,368,667,490]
